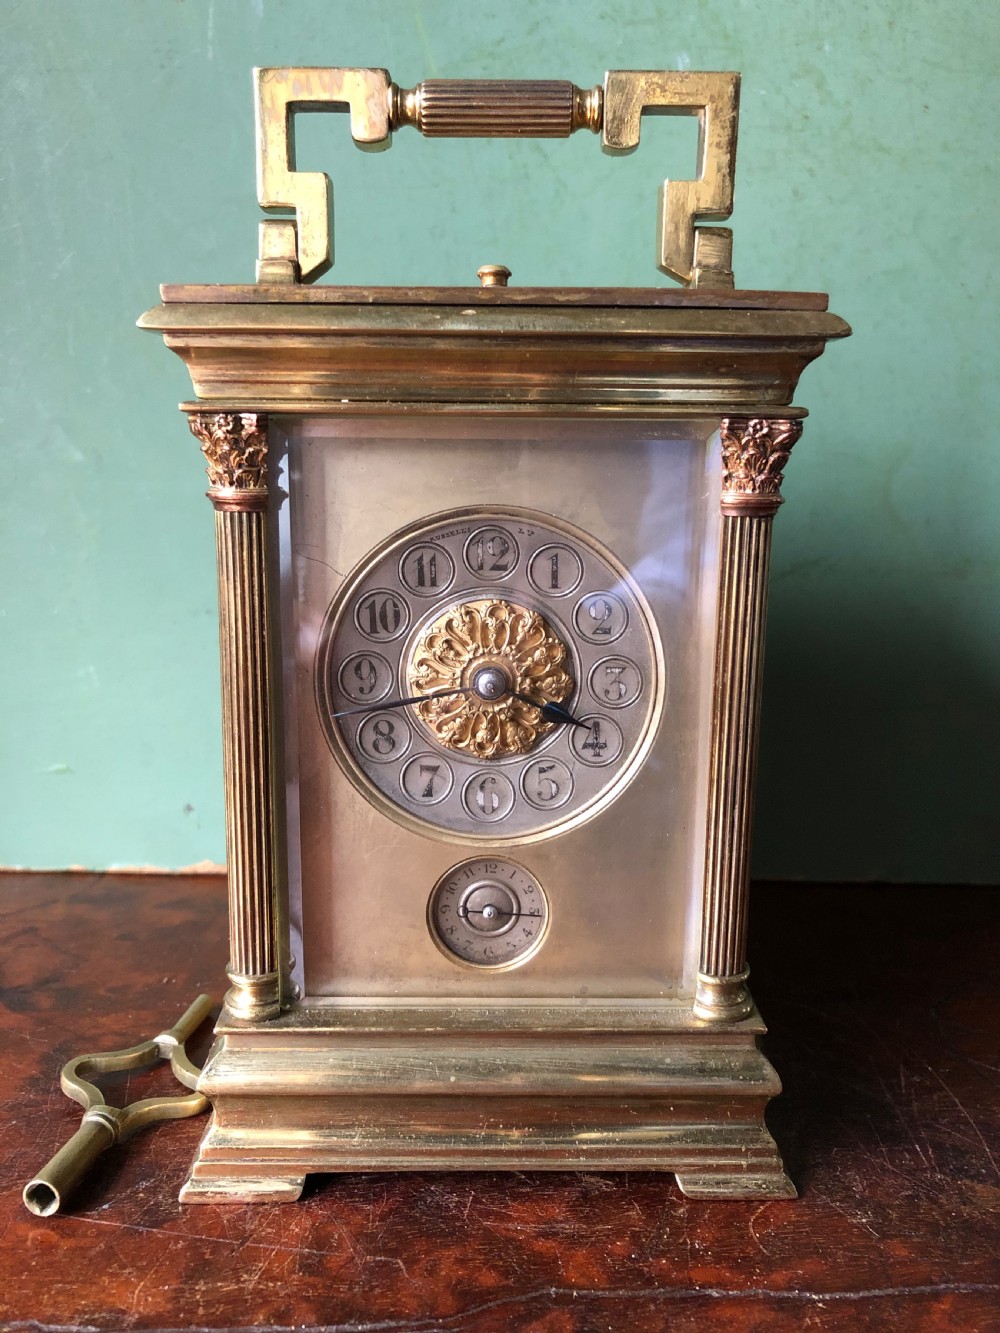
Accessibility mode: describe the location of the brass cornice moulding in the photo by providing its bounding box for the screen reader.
[141,297,847,413]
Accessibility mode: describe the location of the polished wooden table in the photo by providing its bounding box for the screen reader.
[3,872,999,1331]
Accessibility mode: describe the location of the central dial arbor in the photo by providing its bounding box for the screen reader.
[407,598,573,760]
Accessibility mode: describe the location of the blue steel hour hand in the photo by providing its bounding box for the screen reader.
[333,682,591,732]
[510,691,592,732]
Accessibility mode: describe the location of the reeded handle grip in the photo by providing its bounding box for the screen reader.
[392,79,602,138]
[254,67,739,288]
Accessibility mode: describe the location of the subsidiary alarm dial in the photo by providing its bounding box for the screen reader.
[428,857,548,968]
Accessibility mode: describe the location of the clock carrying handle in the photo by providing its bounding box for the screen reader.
[254,68,739,288]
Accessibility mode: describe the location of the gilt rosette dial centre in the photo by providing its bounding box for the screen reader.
[407,599,573,759]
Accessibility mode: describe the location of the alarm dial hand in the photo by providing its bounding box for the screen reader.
[460,906,545,920]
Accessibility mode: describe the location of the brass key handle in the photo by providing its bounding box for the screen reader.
[23,994,213,1216]
[254,68,739,288]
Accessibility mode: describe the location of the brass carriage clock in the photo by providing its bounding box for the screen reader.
[140,68,848,1201]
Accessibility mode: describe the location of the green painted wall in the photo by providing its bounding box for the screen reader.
[2,0,997,880]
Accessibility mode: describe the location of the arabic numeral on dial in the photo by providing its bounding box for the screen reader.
[588,656,643,709]
[366,596,398,634]
[591,601,611,633]
[527,543,583,597]
[462,771,515,822]
[520,758,574,810]
[372,719,395,753]
[401,753,455,805]
[355,588,409,641]
[574,591,628,643]
[464,527,519,581]
[570,715,624,767]
[477,535,509,572]
[357,712,412,764]
[585,720,605,756]
[357,659,376,694]
[338,652,393,704]
[400,542,454,596]
[417,551,436,586]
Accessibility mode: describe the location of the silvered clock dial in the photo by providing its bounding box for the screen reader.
[316,508,663,843]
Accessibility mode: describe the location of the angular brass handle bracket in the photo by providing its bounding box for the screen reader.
[23,994,214,1216]
[602,71,739,289]
[255,67,393,284]
[253,67,739,287]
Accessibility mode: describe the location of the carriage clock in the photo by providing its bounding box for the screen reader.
[140,68,849,1202]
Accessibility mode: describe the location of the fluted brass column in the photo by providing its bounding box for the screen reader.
[188,412,280,1021]
[695,418,803,1021]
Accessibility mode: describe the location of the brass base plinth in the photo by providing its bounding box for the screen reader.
[180,1005,794,1203]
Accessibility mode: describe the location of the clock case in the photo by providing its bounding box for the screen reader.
[139,69,849,1202]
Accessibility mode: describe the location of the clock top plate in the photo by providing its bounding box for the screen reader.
[157,283,832,311]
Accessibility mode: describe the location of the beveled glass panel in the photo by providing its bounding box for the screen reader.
[272,414,721,1002]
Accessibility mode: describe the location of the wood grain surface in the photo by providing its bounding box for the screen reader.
[2,873,998,1332]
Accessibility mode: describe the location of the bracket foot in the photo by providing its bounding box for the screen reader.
[179,1174,305,1204]
[675,1168,796,1199]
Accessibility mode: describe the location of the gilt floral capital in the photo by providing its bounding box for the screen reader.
[189,412,268,510]
[720,417,803,516]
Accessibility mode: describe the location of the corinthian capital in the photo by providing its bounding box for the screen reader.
[189,412,268,509]
[720,418,803,516]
